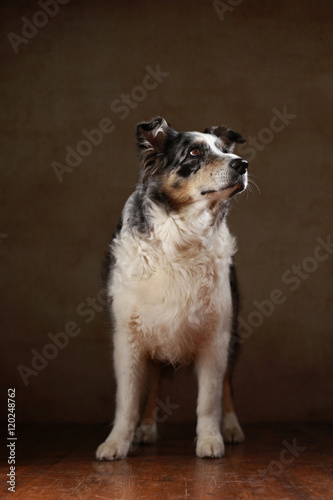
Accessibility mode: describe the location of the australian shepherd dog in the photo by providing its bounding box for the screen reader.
[96,117,248,460]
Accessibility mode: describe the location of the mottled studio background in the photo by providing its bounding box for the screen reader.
[1,0,332,425]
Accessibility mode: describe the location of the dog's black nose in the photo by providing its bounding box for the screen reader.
[229,158,248,175]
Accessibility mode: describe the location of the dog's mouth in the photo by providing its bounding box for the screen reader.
[201,179,245,197]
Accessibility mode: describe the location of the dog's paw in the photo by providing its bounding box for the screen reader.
[222,411,245,443]
[196,434,225,458]
[96,439,130,461]
[134,420,158,444]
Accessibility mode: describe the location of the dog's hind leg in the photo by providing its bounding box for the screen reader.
[222,263,245,443]
[222,366,245,443]
[135,361,161,444]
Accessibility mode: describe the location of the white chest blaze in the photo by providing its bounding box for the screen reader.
[109,200,237,363]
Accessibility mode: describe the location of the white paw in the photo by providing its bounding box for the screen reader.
[222,411,245,443]
[96,439,130,461]
[196,434,225,458]
[134,420,158,444]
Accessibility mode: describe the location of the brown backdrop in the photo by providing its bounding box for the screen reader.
[1,0,332,424]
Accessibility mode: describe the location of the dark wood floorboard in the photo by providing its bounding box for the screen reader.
[1,424,332,499]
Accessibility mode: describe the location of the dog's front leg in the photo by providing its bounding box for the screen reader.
[195,340,228,458]
[96,331,146,461]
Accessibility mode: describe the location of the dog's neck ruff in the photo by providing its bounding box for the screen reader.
[149,200,226,251]
[118,193,237,270]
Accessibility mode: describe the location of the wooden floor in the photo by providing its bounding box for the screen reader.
[1,423,332,499]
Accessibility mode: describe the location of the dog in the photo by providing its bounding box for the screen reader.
[96,117,247,460]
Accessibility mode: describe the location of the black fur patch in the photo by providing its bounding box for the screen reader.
[101,213,123,288]
[177,163,200,178]
[148,182,184,213]
[228,263,241,368]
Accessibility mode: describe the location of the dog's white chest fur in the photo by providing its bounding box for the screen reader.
[108,200,237,363]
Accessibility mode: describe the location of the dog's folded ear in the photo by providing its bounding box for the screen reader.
[136,117,171,151]
[136,117,175,182]
[204,125,246,151]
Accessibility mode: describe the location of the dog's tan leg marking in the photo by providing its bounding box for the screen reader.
[135,362,161,444]
[222,367,245,443]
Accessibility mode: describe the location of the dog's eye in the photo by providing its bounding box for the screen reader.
[222,147,228,153]
[189,147,201,157]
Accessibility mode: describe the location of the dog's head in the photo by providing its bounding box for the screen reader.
[136,117,248,210]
